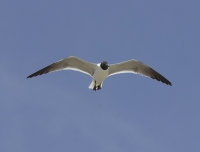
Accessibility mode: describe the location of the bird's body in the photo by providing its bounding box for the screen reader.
[27,56,172,90]
[89,63,108,90]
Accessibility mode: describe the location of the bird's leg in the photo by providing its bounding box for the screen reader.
[97,86,101,90]
[97,84,101,90]
[93,81,97,91]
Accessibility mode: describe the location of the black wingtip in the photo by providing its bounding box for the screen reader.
[27,74,35,79]
[166,81,172,86]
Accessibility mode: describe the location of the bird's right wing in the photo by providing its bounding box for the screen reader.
[108,60,172,86]
[27,56,97,78]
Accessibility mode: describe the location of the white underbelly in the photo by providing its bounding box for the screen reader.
[93,68,108,85]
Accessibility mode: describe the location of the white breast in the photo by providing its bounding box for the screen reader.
[93,64,108,85]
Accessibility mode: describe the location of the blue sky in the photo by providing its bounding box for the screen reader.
[1,1,200,152]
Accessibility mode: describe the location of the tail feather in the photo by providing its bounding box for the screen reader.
[88,81,104,89]
[100,82,103,88]
[88,81,95,89]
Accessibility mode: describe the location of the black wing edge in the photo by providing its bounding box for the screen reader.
[149,68,172,86]
[27,63,55,79]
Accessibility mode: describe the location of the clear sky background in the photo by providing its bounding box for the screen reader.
[1,1,200,152]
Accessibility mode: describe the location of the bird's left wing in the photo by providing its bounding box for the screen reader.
[27,56,97,78]
[108,60,172,86]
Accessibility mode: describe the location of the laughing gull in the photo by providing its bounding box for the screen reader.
[27,56,172,90]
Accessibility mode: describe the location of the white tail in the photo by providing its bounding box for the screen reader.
[88,81,95,89]
[88,81,103,89]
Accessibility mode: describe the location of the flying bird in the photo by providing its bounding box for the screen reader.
[27,56,172,90]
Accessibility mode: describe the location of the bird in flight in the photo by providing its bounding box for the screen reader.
[27,56,172,91]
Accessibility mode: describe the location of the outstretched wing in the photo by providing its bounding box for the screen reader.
[27,56,97,78]
[108,60,172,86]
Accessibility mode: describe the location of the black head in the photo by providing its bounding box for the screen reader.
[100,61,109,70]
